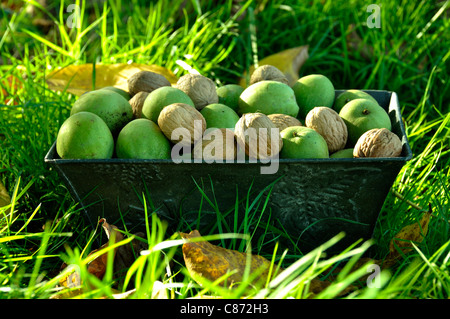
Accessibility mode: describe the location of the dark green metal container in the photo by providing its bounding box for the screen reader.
[44,90,412,252]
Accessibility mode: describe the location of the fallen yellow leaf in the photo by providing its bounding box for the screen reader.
[46,63,178,96]
[239,45,309,87]
[181,230,278,287]
[0,182,10,207]
[387,208,432,262]
[181,230,355,297]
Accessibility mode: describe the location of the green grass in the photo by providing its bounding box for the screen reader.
[0,0,449,299]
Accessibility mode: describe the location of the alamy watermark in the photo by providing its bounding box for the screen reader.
[66,4,81,29]
[366,263,382,288]
[367,4,381,28]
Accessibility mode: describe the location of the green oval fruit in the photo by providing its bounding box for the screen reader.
[115,119,171,159]
[56,112,114,159]
[141,86,195,123]
[216,84,244,112]
[100,86,131,100]
[330,148,354,158]
[280,126,329,159]
[339,98,392,146]
[70,89,133,134]
[333,89,378,113]
[292,74,335,119]
[200,103,240,129]
[238,80,299,117]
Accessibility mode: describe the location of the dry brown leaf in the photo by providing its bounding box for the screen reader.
[85,218,124,279]
[113,231,147,290]
[46,63,178,96]
[181,230,278,287]
[56,219,147,298]
[323,207,432,273]
[181,230,355,297]
[386,208,432,264]
[0,182,10,207]
[239,45,309,87]
[86,219,148,282]
[58,264,81,289]
[59,219,145,281]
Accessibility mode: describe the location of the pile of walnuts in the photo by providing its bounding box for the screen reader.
[123,67,403,160]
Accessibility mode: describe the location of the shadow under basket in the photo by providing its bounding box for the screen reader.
[45,90,413,253]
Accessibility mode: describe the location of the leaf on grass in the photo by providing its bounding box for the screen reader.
[85,218,124,279]
[113,231,147,287]
[385,207,432,264]
[86,218,147,281]
[181,230,354,297]
[326,207,433,272]
[180,230,277,287]
[1,74,23,106]
[56,218,147,298]
[325,206,432,273]
[239,45,309,87]
[0,182,10,207]
[46,63,178,96]
[58,264,81,289]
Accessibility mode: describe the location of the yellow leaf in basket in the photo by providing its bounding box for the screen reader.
[46,63,178,96]
[239,45,309,87]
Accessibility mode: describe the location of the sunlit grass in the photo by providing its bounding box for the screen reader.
[0,0,449,299]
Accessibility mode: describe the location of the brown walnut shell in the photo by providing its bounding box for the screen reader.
[353,128,402,158]
[305,106,348,153]
[127,71,171,97]
[129,91,149,118]
[157,103,206,146]
[250,65,289,85]
[176,73,218,110]
[268,113,302,132]
[234,113,283,160]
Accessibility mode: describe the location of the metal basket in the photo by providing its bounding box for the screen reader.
[44,90,413,252]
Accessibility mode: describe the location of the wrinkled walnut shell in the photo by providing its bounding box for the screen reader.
[353,128,402,158]
[176,73,218,110]
[129,91,149,118]
[305,107,348,153]
[268,113,302,132]
[158,103,206,146]
[234,113,283,160]
[250,65,289,85]
[127,71,171,96]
